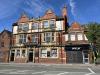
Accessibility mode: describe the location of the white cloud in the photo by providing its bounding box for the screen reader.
[22,0,53,17]
[69,0,76,17]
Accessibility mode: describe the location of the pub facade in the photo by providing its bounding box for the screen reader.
[10,6,68,64]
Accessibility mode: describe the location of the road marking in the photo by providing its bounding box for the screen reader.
[32,71,46,74]
[85,68,96,75]
[57,72,69,75]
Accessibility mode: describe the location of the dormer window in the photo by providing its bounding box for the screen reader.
[70,34,75,41]
[32,23,38,29]
[77,33,83,40]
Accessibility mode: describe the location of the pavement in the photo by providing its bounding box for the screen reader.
[0,63,100,75]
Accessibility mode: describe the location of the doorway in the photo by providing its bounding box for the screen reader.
[10,50,15,62]
[83,51,89,64]
[28,49,34,62]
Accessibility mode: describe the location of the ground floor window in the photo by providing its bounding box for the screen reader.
[40,48,58,58]
[51,49,57,57]
[41,49,47,58]
[22,50,26,57]
[16,50,20,57]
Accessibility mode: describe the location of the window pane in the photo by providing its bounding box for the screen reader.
[51,49,57,57]
[32,23,38,29]
[16,50,20,57]
[32,34,38,43]
[70,34,75,41]
[50,20,55,28]
[41,49,47,58]
[43,21,49,28]
[22,50,26,57]
[23,24,29,31]
[77,33,83,40]
[18,25,22,30]
[44,33,54,43]
[19,35,26,44]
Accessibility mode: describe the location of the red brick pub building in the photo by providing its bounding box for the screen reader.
[9,6,93,64]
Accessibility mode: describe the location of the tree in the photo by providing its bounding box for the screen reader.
[84,23,100,58]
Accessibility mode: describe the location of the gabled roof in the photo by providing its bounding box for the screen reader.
[71,22,81,29]
[69,22,83,31]
[0,29,12,36]
[17,13,29,23]
[41,9,56,20]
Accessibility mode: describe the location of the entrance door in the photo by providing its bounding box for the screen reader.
[10,50,15,62]
[83,52,89,64]
[28,49,34,62]
[67,51,83,63]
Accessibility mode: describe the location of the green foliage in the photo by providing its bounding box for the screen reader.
[84,22,100,54]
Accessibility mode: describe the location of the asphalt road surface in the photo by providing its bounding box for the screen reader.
[0,63,100,75]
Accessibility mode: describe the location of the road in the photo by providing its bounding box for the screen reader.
[0,63,100,75]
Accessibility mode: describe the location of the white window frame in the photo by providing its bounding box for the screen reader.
[41,49,47,58]
[43,21,49,28]
[19,34,26,44]
[16,50,20,57]
[51,49,58,58]
[77,33,83,40]
[21,50,26,58]
[44,32,54,43]
[50,20,55,29]
[32,34,38,43]
[32,23,38,30]
[70,34,75,41]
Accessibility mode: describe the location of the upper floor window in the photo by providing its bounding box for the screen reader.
[18,23,29,31]
[70,34,75,41]
[77,33,83,40]
[50,20,55,28]
[32,23,38,29]
[32,34,38,43]
[43,21,49,28]
[19,34,26,44]
[24,23,29,31]
[44,33,54,43]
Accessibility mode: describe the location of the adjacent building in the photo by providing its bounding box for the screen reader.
[65,22,93,64]
[0,30,12,63]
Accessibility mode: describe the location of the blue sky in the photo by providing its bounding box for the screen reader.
[0,0,100,32]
